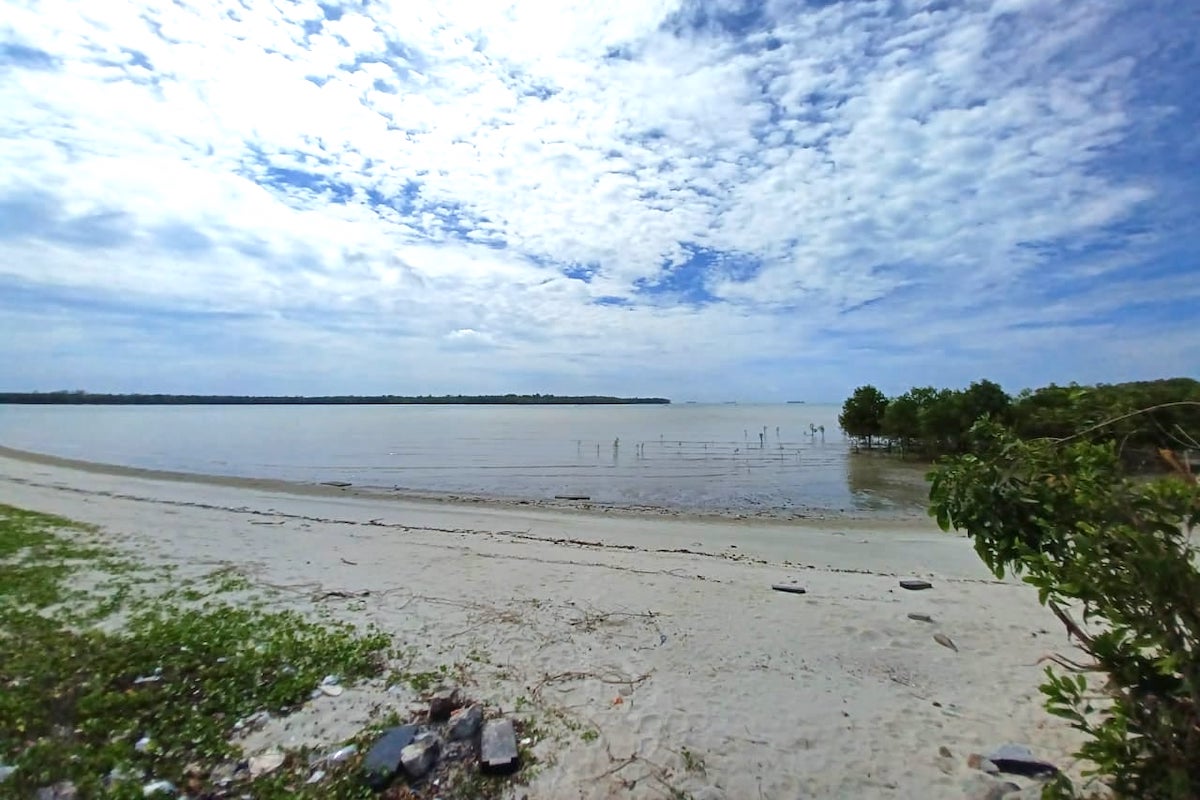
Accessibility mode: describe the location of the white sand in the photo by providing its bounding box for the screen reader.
[0,451,1088,799]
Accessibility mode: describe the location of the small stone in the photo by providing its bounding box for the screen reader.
[327,744,358,763]
[305,770,326,784]
[428,688,460,721]
[938,746,952,758]
[480,719,519,773]
[900,579,933,590]
[320,683,344,697]
[967,753,1000,774]
[362,724,419,790]
[987,744,1034,761]
[985,743,1059,778]
[934,632,959,652]
[134,736,152,752]
[400,738,439,779]
[448,704,484,740]
[248,751,285,778]
[142,779,175,796]
[208,763,238,786]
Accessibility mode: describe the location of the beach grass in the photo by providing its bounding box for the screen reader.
[0,504,393,798]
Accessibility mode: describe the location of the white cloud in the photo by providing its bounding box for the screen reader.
[0,0,1194,398]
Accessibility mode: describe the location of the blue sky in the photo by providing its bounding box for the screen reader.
[0,0,1197,401]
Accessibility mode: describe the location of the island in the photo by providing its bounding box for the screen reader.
[0,392,671,406]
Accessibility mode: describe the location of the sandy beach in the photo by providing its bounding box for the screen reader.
[0,449,1085,798]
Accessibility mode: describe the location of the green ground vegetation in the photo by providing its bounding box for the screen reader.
[0,505,389,798]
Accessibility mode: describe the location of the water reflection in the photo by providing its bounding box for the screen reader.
[844,451,931,513]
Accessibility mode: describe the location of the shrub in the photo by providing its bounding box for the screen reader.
[928,421,1200,799]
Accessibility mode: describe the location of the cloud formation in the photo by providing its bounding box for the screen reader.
[1,0,1196,399]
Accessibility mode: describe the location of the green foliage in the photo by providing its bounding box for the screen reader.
[929,422,1200,799]
[849,377,1199,460]
[1011,379,1200,455]
[0,504,391,798]
[839,385,889,445]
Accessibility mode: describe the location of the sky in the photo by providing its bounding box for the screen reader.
[1,0,1197,402]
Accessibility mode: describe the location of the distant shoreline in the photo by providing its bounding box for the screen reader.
[0,392,671,406]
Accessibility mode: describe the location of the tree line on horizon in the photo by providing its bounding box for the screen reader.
[0,391,672,406]
[839,377,1200,459]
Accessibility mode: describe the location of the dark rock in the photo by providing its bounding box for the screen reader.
[448,704,484,740]
[908,613,934,623]
[771,584,807,594]
[986,744,1059,778]
[480,719,519,773]
[400,735,439,779]
[361,724,418,790]
[900,579,932,590]
[428,688,460,722]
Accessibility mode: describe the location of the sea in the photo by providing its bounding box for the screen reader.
[0,403,931,516]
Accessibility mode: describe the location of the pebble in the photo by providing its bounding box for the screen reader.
[319,683,344,697]
[327,744,358,763]
[900,579,933,590]
[134,736,153,752]
[934,632,959,652]
[208,763,238,786]
[305,770,326,784]
[429,688,460,721]
[986,743,1059,777]
[248,751,285,777]
[967,753,1000,774]
[400,738,439,779]
[448,704,484,741]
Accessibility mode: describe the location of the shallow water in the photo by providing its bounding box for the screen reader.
[0,403,930,515]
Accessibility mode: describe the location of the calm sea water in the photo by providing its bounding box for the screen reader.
[0,404,929,515]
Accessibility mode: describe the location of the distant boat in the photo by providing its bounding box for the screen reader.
[786,400,806,404]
